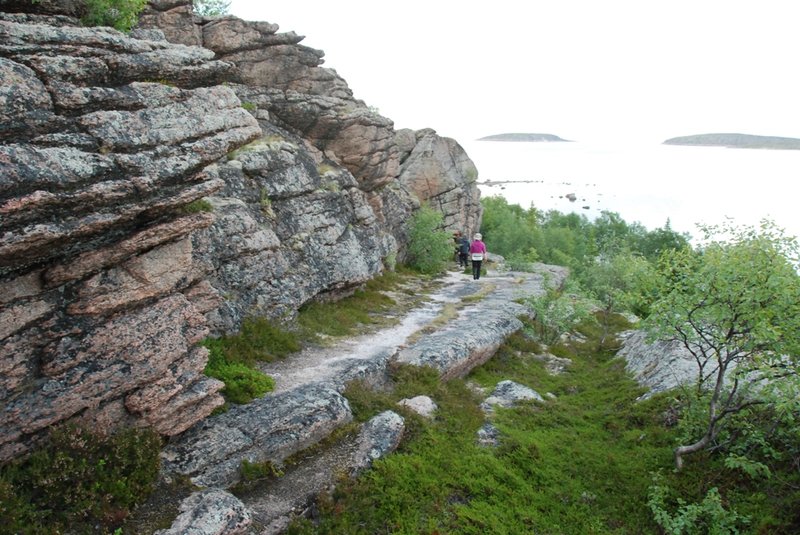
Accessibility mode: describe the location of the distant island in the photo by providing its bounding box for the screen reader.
[663,133,800,150]
[478,133,571,142]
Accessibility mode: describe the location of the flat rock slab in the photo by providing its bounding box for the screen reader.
[160,383,352,488]
[396,266,568,380]
[154,489,252,535]
[240,411,405,534]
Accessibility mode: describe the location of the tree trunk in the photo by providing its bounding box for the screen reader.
[674,434,710,470]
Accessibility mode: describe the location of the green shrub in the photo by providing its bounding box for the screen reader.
[0,425,161,533]
[239,459,283,482]
[297,283,397,342]
[180,199,213,214]
[201,318,297,404]
[292,311,668,534]
[647,473,749,534]
[221,317,300,364]
[81,0,149,32]
[204,346,275,404]
[526,281,593,345]
[203,338,278,405]
[405,204,453,274]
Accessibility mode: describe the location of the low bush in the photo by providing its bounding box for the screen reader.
[180,199,213,214]
[647,473,749,534]
[287,313,671,534]
[214,317,300,365]
[405,205,453,275]
[204,344,275,405]
[0,425,161,533]
[298,284,398,342]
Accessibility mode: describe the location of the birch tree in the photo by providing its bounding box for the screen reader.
[644,221,800,470]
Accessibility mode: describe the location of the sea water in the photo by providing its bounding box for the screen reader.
[460,139,800,241]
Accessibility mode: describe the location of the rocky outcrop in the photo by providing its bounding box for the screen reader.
[0,0,482,466]
[617,330,700,397]
[139,3,482,329]
[0,8,263,461]
[396,128,482,234]
[137,1,481,218]
[161,383,353,488]
[137,0,202,47]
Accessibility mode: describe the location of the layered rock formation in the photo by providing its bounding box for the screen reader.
[0,9,261,461]
[0,0,482,462]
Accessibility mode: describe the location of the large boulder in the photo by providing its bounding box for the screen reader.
[160,383,353,488]
[397,128,483,233]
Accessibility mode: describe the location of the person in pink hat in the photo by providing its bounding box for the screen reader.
[469,233,487,280]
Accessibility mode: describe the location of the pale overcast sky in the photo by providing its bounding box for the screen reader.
[228,0,800,145]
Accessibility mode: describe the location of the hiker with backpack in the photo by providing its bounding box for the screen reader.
[469,233,487,280]
[458,234,470,268]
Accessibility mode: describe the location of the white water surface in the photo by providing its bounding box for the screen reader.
[462,139,800,240]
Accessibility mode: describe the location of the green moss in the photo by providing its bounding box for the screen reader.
[0,425,161,533]
[212,317,300,365]
[240,459,284,482]
[288,315,670,533]
[293,305,800,534]
[202,317,299,404]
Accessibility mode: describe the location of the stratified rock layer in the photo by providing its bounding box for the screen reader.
[0,11,261,461]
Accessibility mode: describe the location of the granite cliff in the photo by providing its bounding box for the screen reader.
[0,0,482,463]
